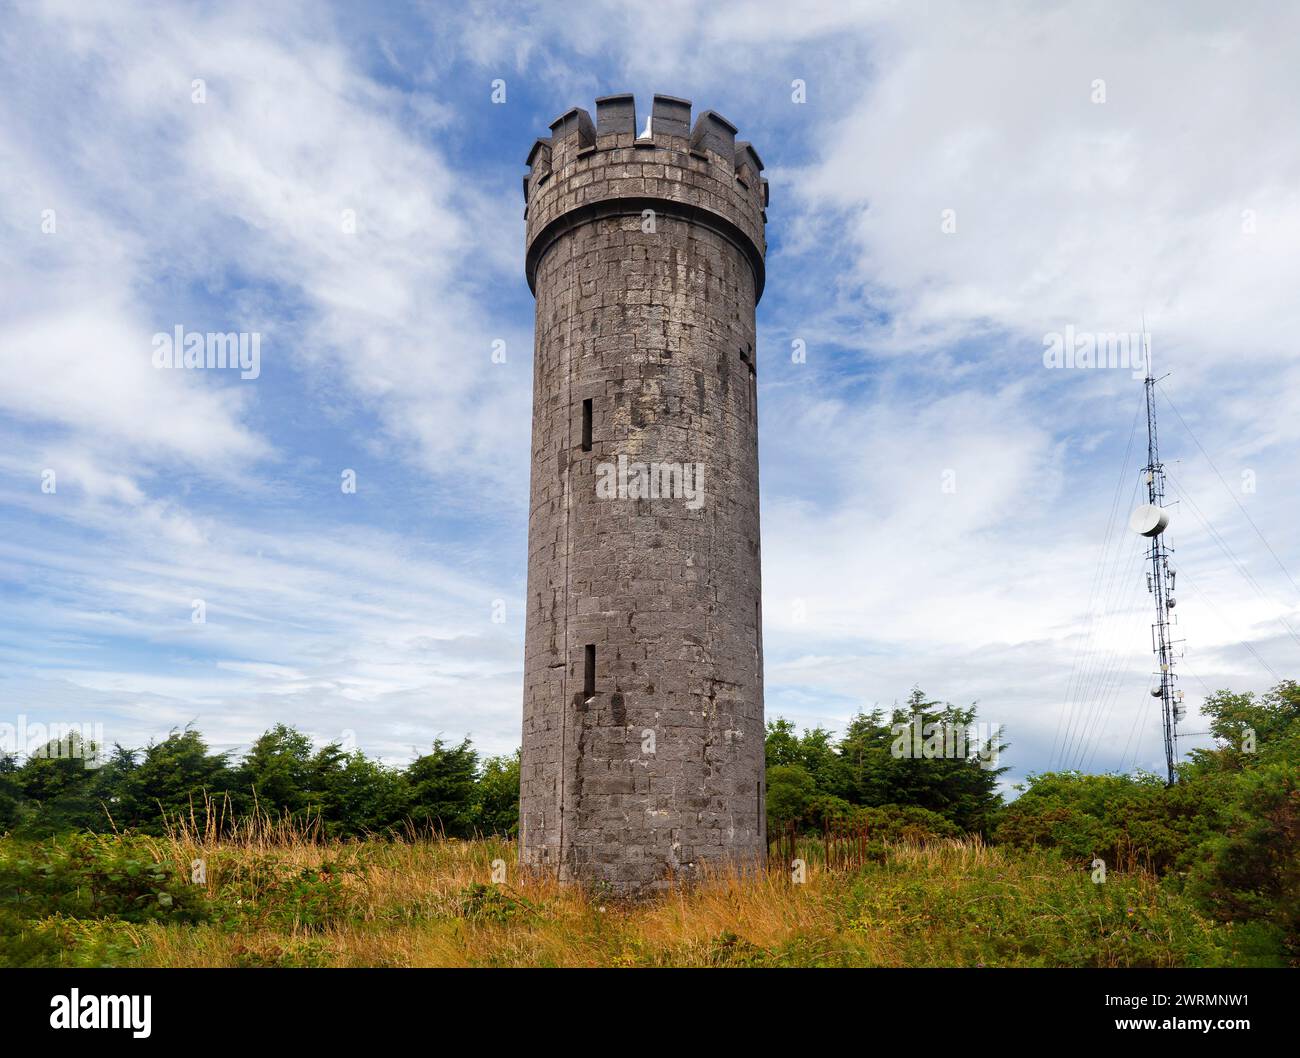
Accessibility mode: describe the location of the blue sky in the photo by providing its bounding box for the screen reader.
[3,0,1299,793]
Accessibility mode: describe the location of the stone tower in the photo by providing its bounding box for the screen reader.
[519,93,768,892]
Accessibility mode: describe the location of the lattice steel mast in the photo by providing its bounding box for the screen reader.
[1135,342,1184,784]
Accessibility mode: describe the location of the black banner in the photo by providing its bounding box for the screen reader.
[1,967,1287,1044]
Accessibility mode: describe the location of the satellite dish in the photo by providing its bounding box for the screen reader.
[1130,504,1171,537]
[1150,685,1164,698]
[1166,596,1176,608]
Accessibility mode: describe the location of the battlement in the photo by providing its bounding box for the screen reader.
[523,92,769,301]
[524,93,767,207]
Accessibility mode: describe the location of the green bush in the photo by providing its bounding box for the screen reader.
[0,834,206,967]
[0,834,207,924]
[1186,761,1300,960]
[857,803,962,844]
[991,682,1300,964]
[839,848,1235,967]
[0,911,144,968]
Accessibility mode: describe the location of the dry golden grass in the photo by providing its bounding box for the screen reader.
[86,825,1241,968]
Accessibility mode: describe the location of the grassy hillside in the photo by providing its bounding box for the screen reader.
[0,829,1277,968]
[3,680,1295,966]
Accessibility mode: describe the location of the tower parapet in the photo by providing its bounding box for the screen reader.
[524,94,768,305]
[519,94,768,893]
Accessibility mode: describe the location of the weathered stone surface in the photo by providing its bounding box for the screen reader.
[519,93,767,894]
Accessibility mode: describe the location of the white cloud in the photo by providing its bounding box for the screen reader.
[3,0,532,488]
[793,3,1300,367]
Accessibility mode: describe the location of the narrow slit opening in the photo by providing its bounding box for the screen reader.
[583,644,596,698]
[581,398,593,452]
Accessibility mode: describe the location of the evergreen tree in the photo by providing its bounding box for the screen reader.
[404,737,480,837]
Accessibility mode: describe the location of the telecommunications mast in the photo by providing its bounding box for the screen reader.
[1128,333,1184,784]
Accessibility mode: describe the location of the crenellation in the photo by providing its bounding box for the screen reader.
[651,94,692,139]
[689,109,738,164]
[734,141,763,180]
[595,93,636,139]
[548,106,596,167]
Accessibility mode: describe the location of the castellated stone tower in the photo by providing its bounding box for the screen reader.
[519,94,769,893]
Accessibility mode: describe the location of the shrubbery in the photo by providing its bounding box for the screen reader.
[764,689,1007,835]
[996,681,1300,962]
[2,680,1297,963]
[0,832,206,924]
[0,726,520,840]
[764,680,1299,963]
[0,833,207,967]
